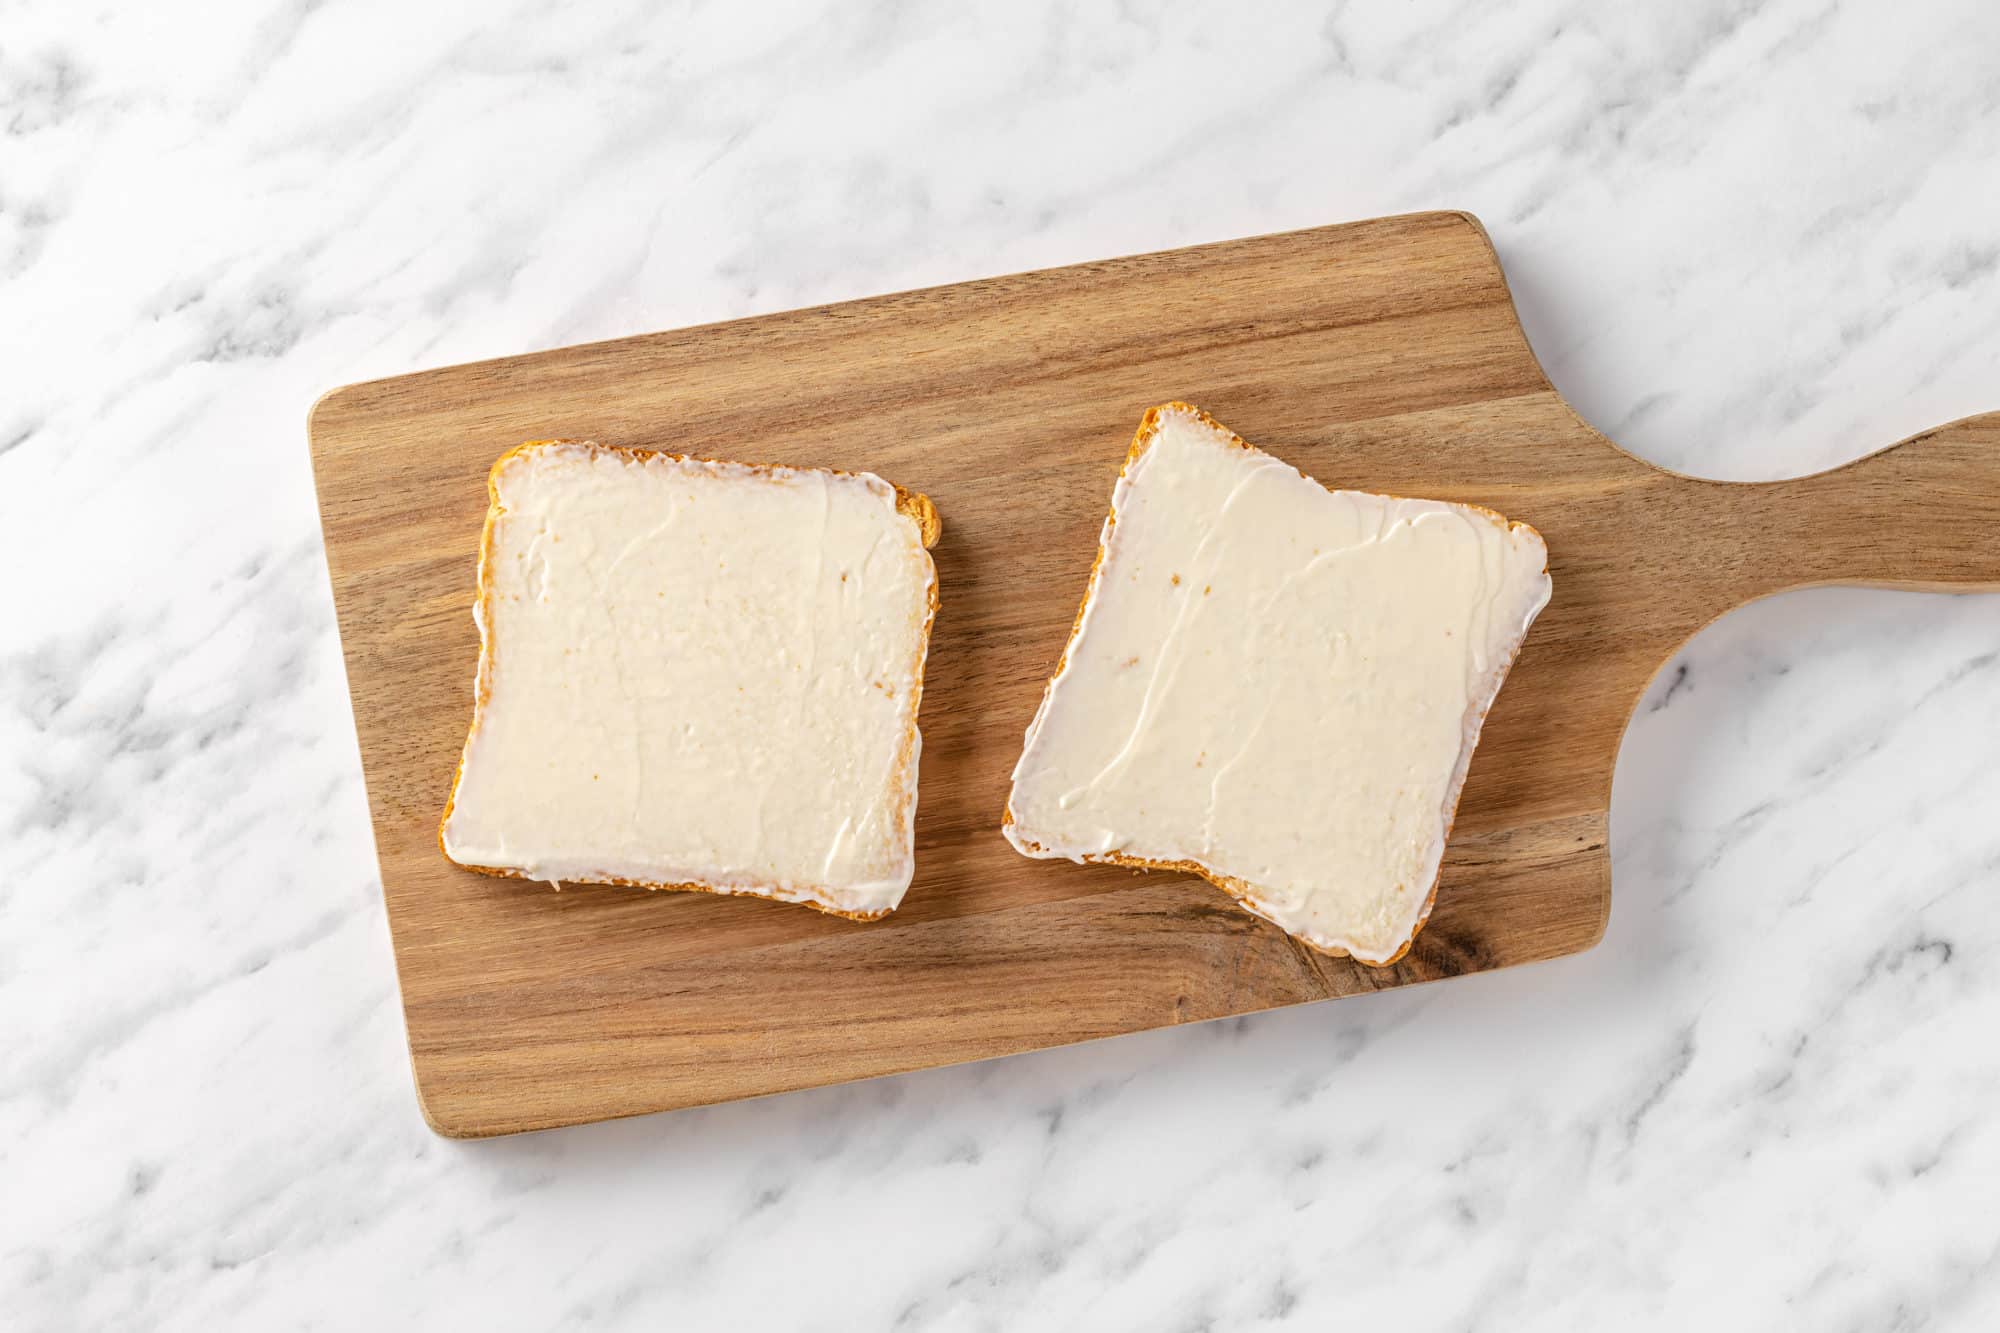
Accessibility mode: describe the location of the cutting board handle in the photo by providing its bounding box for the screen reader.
[1737,410,2000,594]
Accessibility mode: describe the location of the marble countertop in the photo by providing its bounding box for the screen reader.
[7,2,1999,1327]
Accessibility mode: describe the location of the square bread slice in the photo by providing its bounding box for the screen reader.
[440,441,941,920]
[1003,404,1551,965]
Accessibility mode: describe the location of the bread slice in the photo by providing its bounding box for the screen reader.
[1002,404,1551,965]
[440,441,941,920]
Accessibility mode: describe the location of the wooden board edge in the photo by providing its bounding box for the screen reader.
[302,211,1502,420]
[409,929,1609,1140]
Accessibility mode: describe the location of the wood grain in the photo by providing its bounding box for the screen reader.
[308,211,2000,1137]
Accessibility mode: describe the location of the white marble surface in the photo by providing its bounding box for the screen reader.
[5,1,1999,1327]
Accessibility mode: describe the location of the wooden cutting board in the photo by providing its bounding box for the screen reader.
[310,211,2000,1137]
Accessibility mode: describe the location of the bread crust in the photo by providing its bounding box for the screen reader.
[1001,402,1549,966]
[438,439,941,921]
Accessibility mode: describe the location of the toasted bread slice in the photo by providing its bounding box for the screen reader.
[440,441,940,920]
[1003,404,1550,964]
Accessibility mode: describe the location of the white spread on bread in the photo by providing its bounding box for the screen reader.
[441,442,937,919]
[1003,405,1551,964]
